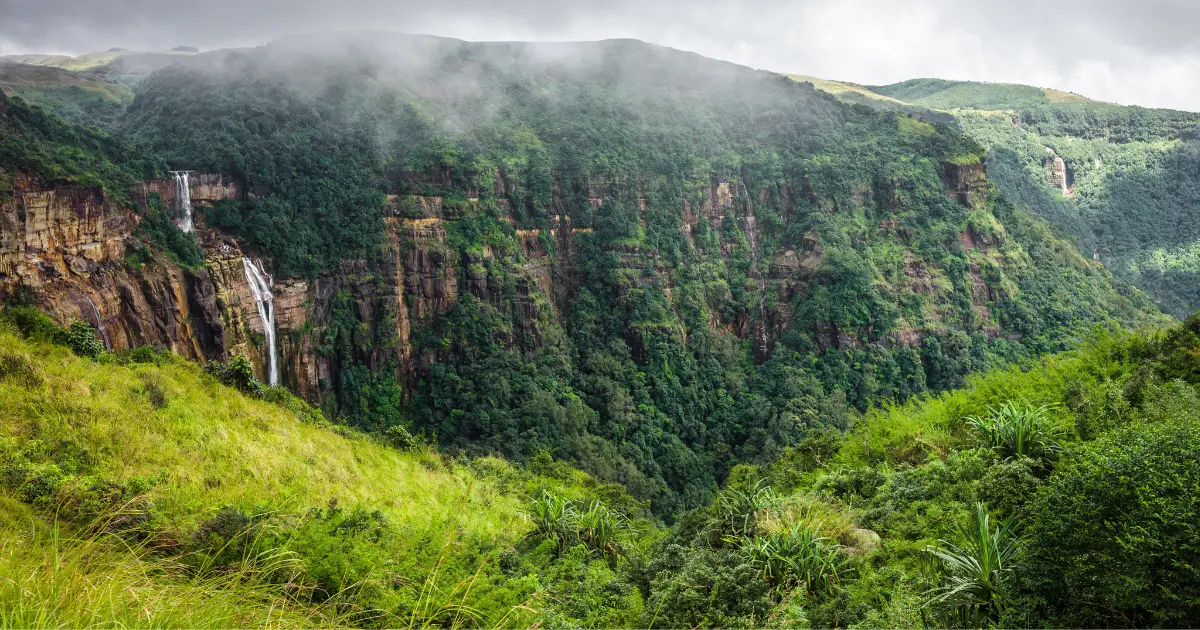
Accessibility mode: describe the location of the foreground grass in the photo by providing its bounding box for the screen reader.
[0,325,544,627]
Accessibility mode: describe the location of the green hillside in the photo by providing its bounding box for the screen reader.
[790,76,1200,317]
[107,33,1164,515]
[869,77,1098,111]
[4,303,1199,627]
[0,309,646,628]
[0,62,134,128]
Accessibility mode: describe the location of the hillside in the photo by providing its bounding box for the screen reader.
[814,77,1200,318]
[0,32,1166,517]
[0,308,644,627]
[4,301,1198,627]
[0,61,134,127]
[869,78,1099,110]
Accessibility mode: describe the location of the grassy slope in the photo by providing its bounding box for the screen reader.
[867,77,1100,110]
[0,324,547,626]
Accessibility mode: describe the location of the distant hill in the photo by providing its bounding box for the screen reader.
[869,77,1098,110]
[794,73,1200,317]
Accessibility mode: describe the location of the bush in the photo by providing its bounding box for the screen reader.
[1010,416,1200,627]
[1,306,62,342]
[62,321,105,360]
[205,356,264,397]
[967,402,1063,460]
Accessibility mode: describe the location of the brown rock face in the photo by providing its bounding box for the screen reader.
[942,161,989,207]
[0,177,226,361]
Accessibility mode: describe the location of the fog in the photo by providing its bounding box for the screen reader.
[3,0,1200,110]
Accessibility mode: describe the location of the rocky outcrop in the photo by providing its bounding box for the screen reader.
[1050,155,1070,195]
[942,161,989,207]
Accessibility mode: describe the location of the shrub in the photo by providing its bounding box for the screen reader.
[924,502,1015,625]
[205,356,264,396]
[62,321,105,360]
[1009,416,1200,627]
[1,306,62,342]
[967,403,1063,460]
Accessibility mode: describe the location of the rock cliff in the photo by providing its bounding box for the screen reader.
[0,156,1032,410]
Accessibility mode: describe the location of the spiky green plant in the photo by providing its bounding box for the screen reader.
[967,402,1063,460]
[924,503,1016,623]
[576,500,627,561]
[737,522,845,595]
[716,479,780,537]
[528,491,578,550]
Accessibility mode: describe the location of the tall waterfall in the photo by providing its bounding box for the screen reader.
[171,171,193,233]
[241,258,278,387]
[85,297,111,351]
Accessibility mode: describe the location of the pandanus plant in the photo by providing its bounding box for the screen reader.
[925,503,1016,623]
[736,522,845,595]
[967,402,1063,460]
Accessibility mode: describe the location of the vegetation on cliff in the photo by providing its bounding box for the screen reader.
[862,78,1200,318]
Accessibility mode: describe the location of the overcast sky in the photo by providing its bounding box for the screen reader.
[2,0,1199,110]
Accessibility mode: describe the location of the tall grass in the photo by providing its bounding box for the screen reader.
[0,498,340,628]
[0,325,544,627]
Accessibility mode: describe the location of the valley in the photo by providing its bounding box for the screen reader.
[1,32,1198,628]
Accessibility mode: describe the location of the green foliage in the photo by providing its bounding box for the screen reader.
[62,321,104,360]
[527,491,628,561]
[205,355,265,397]
[133,206,205,268]
[0,91,158,198]
[966,402,1063,460]
[924,503,1015,624]
[1011,414,1200,627]
[735,521,846,593]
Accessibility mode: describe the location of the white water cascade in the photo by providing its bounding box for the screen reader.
[171,171,194,232]
[85,297,111,350]
[242,258,278,386]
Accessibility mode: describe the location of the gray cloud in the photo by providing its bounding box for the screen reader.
[2,0,1199,109]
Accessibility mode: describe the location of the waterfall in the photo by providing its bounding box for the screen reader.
[742,213,770,360]
[241,257,278,387]
[171,171,193,233]
[85,297,111,351]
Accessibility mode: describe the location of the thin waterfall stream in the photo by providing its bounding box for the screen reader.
[171,171,193,233]
[241,258,278,386]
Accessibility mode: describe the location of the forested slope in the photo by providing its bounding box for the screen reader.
[860,78,1200,317]
[107,33,1161,513]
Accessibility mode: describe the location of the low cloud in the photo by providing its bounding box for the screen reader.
[3,0,1199,109]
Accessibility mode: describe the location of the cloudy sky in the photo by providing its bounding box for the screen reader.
[2,0,1199,110]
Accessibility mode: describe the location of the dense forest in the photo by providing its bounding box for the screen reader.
[1,32,1199,628]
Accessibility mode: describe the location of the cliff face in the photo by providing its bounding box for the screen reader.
[0,175,221,360]
[0,156,1060,408]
